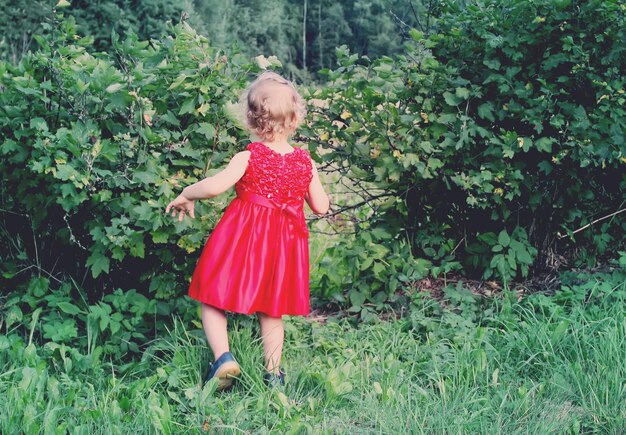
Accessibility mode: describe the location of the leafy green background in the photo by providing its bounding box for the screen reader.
[1,0,626,432]
[1,0,625,316]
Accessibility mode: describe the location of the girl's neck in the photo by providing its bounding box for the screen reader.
[261,135,293,150]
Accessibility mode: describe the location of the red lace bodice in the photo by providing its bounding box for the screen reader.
[236,142,313,205]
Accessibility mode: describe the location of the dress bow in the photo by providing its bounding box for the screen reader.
[236,189,309,237]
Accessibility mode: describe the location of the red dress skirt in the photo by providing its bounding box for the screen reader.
[187,142,313,317]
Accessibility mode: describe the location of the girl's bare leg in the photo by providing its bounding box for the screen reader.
[201,303,230,360]
[258,313,284,374]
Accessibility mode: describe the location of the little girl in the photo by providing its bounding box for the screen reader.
[165,72,329,389]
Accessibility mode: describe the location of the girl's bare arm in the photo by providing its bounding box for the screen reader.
[306,164,330,215]
[182,151,251,200]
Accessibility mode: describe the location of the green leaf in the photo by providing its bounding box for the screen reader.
[551,320,570,342]
[86,251,110,278]
[130,238,145,258]
[43,319,78,342]
[409,29,424,41]
[516,249,532,264]
[28,277,49,297]
[105,83,123,93]
[444,92,462,106]
[483,59,501,70]
[97,312,110,331]
[537,161,553,175]
[57,302,83,315]
[110,321,121,334]
[498,230,510,247]
[168,74,187,90]
[179,98,196,115]
[427,157,443,170]
[151,231,169,244]
[507,250,516,269]
[477,103,495,122]
[30,117,48,132]
[5,306,23,328]
[55,164,78,182]
[455,87,470,99]
[535,137,554,153]
[196,122,216,139]
[133,171,158,185]
[349,290,366,308]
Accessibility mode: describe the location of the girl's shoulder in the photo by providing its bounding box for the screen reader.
[246,142,311,158]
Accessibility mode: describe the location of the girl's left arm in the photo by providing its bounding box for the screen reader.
[181,151,251,200]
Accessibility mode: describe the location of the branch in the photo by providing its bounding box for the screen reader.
[409,1,426,33]
[557,206,626,240]
[309,192,395,220]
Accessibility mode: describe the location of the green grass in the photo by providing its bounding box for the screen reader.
[1,271,625,434]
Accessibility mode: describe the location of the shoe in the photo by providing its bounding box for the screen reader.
[206,352,241,390]
[263,369,285,388]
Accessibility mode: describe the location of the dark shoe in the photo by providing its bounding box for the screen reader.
[263,369,285,388]
[206,352,241,390]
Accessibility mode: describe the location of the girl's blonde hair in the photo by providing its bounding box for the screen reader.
[242,72,306,141]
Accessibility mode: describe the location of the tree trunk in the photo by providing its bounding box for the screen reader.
[318,0,322,69]
[302,0,307,68]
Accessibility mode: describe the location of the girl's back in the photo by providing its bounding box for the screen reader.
[236,141,312,204]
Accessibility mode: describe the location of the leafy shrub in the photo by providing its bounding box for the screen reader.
[466,227,537,283]
[0,15,255,299]
[311,230,431,319]
[1,273,195,360]
[306,0,626,286]
[2,2,625,315]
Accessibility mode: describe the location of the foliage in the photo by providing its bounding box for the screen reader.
[190,0,303,78]
[68,0,189,52]
[0,14,256,299]
[0,0,52,64]
[1,265,625,432]
[466,227,537,283]
[2,1,626,313]
[0,0,190,64]
[312,230,431,317]
[185,0,436,80]
[307,0,626,292]
[2,275,190,360]
[1,0,431,78]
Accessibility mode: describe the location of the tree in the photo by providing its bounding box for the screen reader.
[68,0,189,51]
[0,0,192,62]
[0,0,52,64]
[309,1,352,71]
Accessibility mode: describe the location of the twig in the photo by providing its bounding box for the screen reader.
[409,1,426,33]
[64,213,88,250]
[557,207,626,239]
[203,123,220,177]
[32,225,40,275]
[309,192,394,220]
[0,208,28,217]
[13,265,64,285]
[450,236,466,255]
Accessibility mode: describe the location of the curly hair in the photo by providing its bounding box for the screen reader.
[242,72,306,141]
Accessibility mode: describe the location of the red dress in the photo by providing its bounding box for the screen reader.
[187,142,313,317]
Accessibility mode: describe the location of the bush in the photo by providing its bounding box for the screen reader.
[306,0,626,287]
[0,15,256,300]
[2,2,625,313]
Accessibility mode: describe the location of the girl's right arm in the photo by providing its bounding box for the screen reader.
[165,151,250,221]
[306,164,330,215]
[182,151,250,199]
